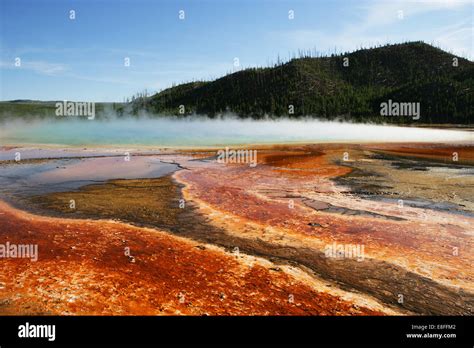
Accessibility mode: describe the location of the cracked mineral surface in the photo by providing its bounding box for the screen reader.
[0,143,472,315]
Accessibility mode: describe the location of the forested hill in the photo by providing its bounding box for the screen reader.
[147,42,473,124]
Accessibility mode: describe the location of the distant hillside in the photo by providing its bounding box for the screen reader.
[148,42,473,124]
[0,101,124,120]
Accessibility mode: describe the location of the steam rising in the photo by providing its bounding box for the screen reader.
[0,115,472,147]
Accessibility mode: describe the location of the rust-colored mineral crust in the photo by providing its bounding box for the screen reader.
[0,200,382,315]
[1,143,472,315]
[174,143,474,315]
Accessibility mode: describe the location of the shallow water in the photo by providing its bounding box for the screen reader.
[1,117,472,146]
[0,156,177,197]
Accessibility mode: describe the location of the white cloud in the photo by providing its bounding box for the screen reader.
[0,60,67,75]
[433,22,473,58]
[359,0,472,29]
[273,0,473,59]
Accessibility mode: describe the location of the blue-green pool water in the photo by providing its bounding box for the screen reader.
[1,117,472,146]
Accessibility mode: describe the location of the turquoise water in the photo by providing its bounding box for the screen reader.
[1,117,472,146]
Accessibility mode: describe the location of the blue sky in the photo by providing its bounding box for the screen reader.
[0,0,472,102]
